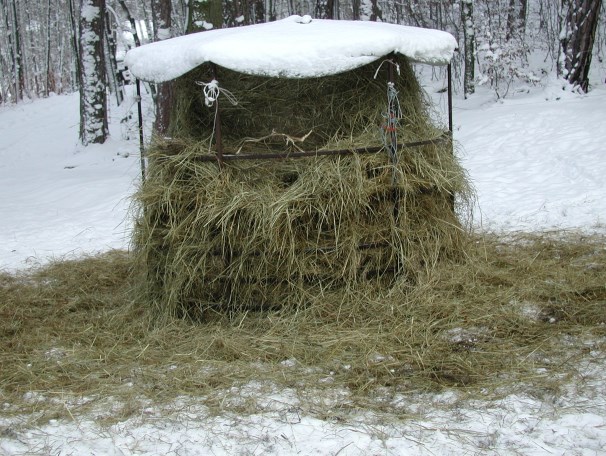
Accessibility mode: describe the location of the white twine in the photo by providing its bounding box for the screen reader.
[195,79,238,107]
[382,81,403,184]
[373,59,401,80]
[374,58,403,183]
[194,79,239,155]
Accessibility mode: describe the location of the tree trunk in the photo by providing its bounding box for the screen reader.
[223,0,241,27]
[519,0,528,34]
[152,0,172,40]
[352,0,360,20]
[45,0,53,96]
[558,0,602,92]
[104,25,123,105]
[403,1,428,28]
[78,0,108,145]
[506,0,517,40]
[250,0,265,23]
[370,0,381,21]
[267,0,276,21]
[10,0,24,101]
[118,0,141,46]
[152,0,173,135]
[461,0,475,98]
[506,0,528,41]
[187,0,222,32]
[2,0,17,101]
[315,0,334,19]
[25,5,40,97]
[68,0,81,88]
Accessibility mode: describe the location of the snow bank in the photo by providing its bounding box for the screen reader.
[125,15,457,82]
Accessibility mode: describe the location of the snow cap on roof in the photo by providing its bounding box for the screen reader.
[125,15,458,83]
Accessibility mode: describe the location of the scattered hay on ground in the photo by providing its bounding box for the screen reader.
[1,233,605,424]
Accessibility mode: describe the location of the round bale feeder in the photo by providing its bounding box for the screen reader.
[126,16,470,319]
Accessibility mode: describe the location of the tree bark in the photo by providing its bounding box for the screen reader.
[505,0,528,40]
[68,0,81,88]
[152,0,173,135]
[519,0,528,34]
[78,0,109,145]
[461,0,475,98]
[250,0,265,23]
[152,0,172,40]
[118,0,141,46]
[507,0,516,40]
[352,0,360,20]
[558,0,602,92]
[370,0,381,21]
[2,0,17,101]
[187,0,222,32]
[10,0,24,100]
[104,19,122,105]
[45,0,53,96]
[315,0,334,19]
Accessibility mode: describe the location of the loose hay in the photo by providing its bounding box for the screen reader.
[134,56,472,318]
[1,234,605,423]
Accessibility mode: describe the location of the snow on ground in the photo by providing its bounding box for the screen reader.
[2,351,605,455]
[1,77,606,454]
[456,80,606,232]
[0,92,142,272]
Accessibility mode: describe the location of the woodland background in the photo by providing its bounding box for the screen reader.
[0,0,603,144]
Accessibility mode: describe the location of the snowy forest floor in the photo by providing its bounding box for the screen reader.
[1,75,606,455]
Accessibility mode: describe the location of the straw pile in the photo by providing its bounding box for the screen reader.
[134,56,472,319]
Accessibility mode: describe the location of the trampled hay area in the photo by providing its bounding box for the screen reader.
[1,232,605,426]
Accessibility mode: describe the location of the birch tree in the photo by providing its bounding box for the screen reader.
[558,0,602,92]
[78,0,108,145]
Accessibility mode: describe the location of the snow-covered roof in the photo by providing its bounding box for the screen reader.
[125,15,458,82]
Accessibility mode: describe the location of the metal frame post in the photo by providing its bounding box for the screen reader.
[446,63,455,211]
[447,63,453,134]
[136,79,145,182]
[386,54,401,228]
[211,64,224,169]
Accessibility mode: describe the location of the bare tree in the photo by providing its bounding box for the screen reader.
[506,0,528,41]
[45,0,54,96]
[249,0,267,23]
[152,0,173,134]
[359,0,381,21]
[8,0,24,100]
[68,0,81,89]
[461,0,475,97]
[315,0,335,19]
[1,0,16,101]
[78,0,108,144]
[558,0,602,92]
[187,0,222,31]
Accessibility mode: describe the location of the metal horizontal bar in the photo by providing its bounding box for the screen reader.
[190,132,451,162]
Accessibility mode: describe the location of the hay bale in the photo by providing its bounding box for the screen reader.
[134,56,472,319]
